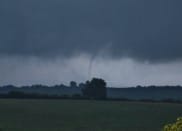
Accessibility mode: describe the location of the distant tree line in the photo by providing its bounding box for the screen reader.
[1,82,182,90]
[0,78,107,100]
[0,78,182,103]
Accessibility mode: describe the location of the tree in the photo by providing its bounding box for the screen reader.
[82,78,107,99]
[70,81,77,88]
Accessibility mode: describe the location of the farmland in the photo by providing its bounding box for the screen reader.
[0,99,181,131]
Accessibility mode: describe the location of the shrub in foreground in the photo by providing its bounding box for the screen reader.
[163,117,182,131]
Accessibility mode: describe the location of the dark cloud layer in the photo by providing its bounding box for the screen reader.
[0,0,182,62]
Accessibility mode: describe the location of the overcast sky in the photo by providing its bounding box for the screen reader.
[0,0,182,87]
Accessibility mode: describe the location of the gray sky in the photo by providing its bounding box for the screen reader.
[0,0,182,86]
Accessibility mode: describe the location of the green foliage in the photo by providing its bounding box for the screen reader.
[163,117,182,131]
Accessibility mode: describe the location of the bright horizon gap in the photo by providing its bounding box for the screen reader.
[1,55,182,87]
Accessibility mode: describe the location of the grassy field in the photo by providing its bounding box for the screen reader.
[0,99,181,131]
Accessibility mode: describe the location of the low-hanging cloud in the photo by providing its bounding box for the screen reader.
[0,0,182,62]
[1,56,182,87]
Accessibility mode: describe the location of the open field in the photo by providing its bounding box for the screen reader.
[0,99,182,131]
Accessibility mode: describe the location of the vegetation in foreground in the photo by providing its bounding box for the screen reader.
[163,117,182,131]
[0,99,181,131]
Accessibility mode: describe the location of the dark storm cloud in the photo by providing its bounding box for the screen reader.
[0,0,182,62]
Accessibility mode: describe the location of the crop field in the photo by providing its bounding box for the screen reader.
[0,99,181,131]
